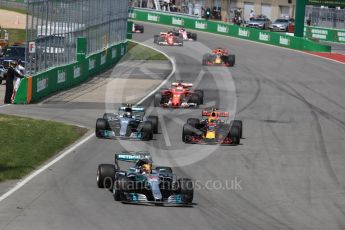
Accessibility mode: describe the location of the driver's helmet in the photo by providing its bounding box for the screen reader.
[208,112,218,123]
[123,107,132,117]
[141,163,152,174]
[124,111,132,118]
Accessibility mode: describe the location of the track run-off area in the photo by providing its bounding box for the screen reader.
[1,22,345,230]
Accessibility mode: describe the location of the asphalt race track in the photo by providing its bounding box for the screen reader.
[1,22,345,230]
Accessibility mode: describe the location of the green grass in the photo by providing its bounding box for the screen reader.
[0,6,27,15]
[125,41,167,61]
[4,28,26,44]
[0,114,88,182]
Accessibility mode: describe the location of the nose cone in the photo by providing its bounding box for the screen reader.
[206,131,216,139]
[172,97,180,107]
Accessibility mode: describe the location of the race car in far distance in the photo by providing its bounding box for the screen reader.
[154,81,204,108]
[153,32,183,46]
[182,108,242,145]
[96,151,194,206]
[171,27,197,41]
[202,47,235,67]
[132,23,144,33]
[95,104,158,140]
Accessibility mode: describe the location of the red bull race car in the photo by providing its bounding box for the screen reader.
[153,32,183,46]
[202,48,235,67]
[154,81,204,108]
[182,108,243,145]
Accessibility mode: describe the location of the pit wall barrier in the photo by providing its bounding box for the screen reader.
[129,8,331,52]
[14,39,128,104]
[305,26,345,44]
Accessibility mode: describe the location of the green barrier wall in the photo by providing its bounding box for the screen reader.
[129,9,331,52]
[305,26,345,44]
[14,41,127,104]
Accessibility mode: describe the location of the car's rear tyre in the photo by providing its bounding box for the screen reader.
[227,55,235,67]
[147,116,158,134]
[187,118,200,128]
[141,121,153,140]
[232,120,243,138]
[194,90,204,104]
[103,113,116,120]
[230,125,240,145]
[182,123,195,142]
[178,178,194,203]
[95,118,109,137]
[190,33,197,41]
[154,93,162,107]
[97,164,116,189]
[188,93,200,105]
[153,35,159,44]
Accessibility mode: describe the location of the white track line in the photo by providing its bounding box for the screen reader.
[135,41,176,105]
[192,69,205,89]
[157,110,172,147]
[0,133,94,203]
[0,104,12,108]
[0,41,175,203]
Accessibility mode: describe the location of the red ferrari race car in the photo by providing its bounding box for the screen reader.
[182,108,243,145]
[154,81,204,108]
[153,32,183,46]
[202,48,235,67]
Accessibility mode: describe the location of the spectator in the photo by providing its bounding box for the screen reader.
[306,15,311,26]
[250,9,256,20]
[4,61,22,104]
[233,9,243,26]
[11,59,25,102]
[162,0,170,11]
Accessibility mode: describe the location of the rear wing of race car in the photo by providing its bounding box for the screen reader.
[118,104,145,112]
[202,110,229,117]
[171,82,193,88]
[115,151,151,162]
[211,48,228,55]
[118,105,145,117]
[115,151,152,170]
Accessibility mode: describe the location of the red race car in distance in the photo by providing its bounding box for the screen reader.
[202,47,235,67]
[154,82,204,108]
[153,32,183,46]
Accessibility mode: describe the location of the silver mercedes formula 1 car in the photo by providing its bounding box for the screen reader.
[96,151,194,206]
[95,104,158,140]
